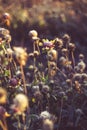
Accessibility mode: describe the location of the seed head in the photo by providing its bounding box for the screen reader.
[11,93,29,115]
[40,111,51,119]
[28,30,38,38]
[13,47,28,66]
[48,49,58,61]
[68,43,75,51]
[63,34,70,44]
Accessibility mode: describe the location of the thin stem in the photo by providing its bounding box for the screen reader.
[0,119,8,130]
[20,64,27,94]
[22,114,26,130]
[17,116,21,129]
[71,51,75,69]
[57,67,67,78]
[57,98,63,130]
[3,118,8,130]
[37,44,40,54]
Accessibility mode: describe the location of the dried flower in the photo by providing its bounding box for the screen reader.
[42,85,50,93]
[40,111,51,119]
[73,73,81,81]
[68,43,75,51]
[48,49,58,61]
[5,34,12,43]
[32,85,40,93]
[2,13,11,20]
[13,47,28,66]
[79,54,84,61]
[43,119,54,130]
[1,13,11,26]
[61,48,68,56]
[81,73,87,81]
[74,81,81,93]
[59,56,67,66]
[34,91,43,101]
[77,61,86,72]
[63,34,70,44]
[0,28,10,38]
[54,38,63,49]
[0,88,7,104]
[29,53,34,58]
[11,93,29,115]
[28,30,38,39]
[33,51,40,57]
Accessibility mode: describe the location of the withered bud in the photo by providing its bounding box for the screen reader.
[34,91,42,101]
[79,54,84,61]
[68,43,75,51]
[81,73,87,80]
[59,56,67,65]
[29,53,34,58]
[48,49,58,61]
[40,111,51,119]
[28,30,38,38]
[73,73,81,81]
[0,28,10,36]
[28,65,34,71]
[61,48,68,56]
[11,93,29,115]
[5,34,12,43]
[77,61,86,72]
[33,51,39,57]
[54,38,63,49]
[2,13,11,20]
[32,85,39,92]
[63,34,70,44]
[66,79,72,86]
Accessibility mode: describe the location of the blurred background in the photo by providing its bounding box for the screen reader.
[0,0,87,55]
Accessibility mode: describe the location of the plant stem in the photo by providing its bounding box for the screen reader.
[71,51,75,69]
[0,118,8,130]
[20,64,27,94]
[57,98,63,130]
